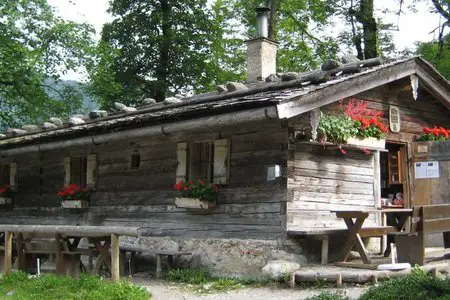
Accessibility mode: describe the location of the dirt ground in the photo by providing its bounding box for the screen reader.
[131,248,450,300]
[132,277,368,300]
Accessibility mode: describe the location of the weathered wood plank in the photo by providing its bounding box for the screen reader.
[293,168,374,183]
[293,160,374,176]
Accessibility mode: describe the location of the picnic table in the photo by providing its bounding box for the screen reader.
[331,208,412,268]
[0,225,139,282]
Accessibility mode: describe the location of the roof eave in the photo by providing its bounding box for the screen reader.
[276,57,450,119]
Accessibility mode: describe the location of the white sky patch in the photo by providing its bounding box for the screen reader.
[48,0,441,80]
[48,0,112,37]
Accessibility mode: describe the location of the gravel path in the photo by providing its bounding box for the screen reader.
[132,278,368,300]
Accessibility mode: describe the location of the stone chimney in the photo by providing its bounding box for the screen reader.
[246,7,277,83]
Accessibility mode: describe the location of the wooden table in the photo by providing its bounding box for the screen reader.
[332,209,412,268]
[0,225,139,282]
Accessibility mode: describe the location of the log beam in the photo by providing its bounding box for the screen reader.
[111,234,120,282]
[4,231,12,275]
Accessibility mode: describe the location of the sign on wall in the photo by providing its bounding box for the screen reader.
[415,161,440,179]
[389,106,401,133]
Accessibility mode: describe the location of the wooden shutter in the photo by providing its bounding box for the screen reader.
[213,139,230,184]
[64,157,71,186]
[9,162,17,189]
[86,154,97,189]
[176,142,187,183]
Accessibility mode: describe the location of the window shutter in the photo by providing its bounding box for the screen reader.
[9,162,17,188]
[213,139,230,184]
[176,142,187,183]
[64,157,71,186]
[86,154,97,189]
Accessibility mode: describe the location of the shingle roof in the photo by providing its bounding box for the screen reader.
[1,56,449,150]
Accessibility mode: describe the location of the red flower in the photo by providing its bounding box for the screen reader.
[423,127,432,134]
[57,184,90,200]
[173,179,220,202]
[369,117,377,125]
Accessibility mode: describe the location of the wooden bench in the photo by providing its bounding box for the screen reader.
[17,233,99,276]
[394,204,450,265]
[120,245,192,278]
[288,226,394,265]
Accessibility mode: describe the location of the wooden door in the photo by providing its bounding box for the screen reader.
[411,141,450,206]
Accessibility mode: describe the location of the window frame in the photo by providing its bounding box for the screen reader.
[176,139,230,185]
[64,154,97,189]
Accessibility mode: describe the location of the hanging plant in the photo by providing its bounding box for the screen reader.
[319,99,388,145]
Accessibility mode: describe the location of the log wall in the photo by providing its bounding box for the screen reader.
[287,83,450,230]
[0,120,288,241]
[287,143,377,230]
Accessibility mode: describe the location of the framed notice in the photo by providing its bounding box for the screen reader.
[415,161,440,179]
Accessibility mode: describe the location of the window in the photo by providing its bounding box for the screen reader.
[70,156,88,188]
[0,163,17,188]
[176,139,230,184]
[64,154,97,189]
[189,142,214,183]
[0,164,10,185]
[131,150,141,169]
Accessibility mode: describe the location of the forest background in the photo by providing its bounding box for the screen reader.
[0,0,448,128]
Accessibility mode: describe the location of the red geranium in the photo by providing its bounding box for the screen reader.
[418,126,450,142]
[173,179,219,202]
[0,184,14,197]
[57,183,91,201]
[345,98,388,139]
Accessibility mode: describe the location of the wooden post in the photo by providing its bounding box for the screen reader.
[336,273,343,287]
[156,254,162,279]
[15,233,25,270]
[4,231,12,275]
[111,234,120,282]
[321,238,329,265]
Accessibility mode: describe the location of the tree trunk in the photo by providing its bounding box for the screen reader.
[349,0,364,60]
[265,0,278,40]
[155,0,171,102]
[360,0,378,59]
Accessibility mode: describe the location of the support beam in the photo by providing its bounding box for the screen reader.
[111,234,120,282]
[4,231,12,275]
[0,107,278,156]
[0,225,139,237]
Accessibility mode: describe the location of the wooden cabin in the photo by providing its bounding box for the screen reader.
[0,54,449,276]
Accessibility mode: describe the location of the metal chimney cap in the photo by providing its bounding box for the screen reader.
[255,6,271,14]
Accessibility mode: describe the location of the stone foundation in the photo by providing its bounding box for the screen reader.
[121,236,307,277]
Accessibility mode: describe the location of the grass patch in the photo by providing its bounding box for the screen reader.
[304,291,349,300]
[165,268,279,293]
[0,271,151,300]
[165,268,211,284]
[359,272,450,300]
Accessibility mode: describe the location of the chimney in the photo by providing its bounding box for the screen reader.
[246,6,277,83]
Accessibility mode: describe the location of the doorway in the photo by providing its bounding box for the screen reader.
[380,143,409,207]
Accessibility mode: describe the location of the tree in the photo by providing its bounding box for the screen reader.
[209,0,246,84]
[0,0,95,128]
[430,0,449,56]
[416,33,450,79]
[234,0,340,72]
[93,0,216,107]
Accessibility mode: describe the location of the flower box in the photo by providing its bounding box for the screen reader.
[61,200,89,209]
[346,137,386,150]
[0,197,12,205]
[174,197,215,209]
